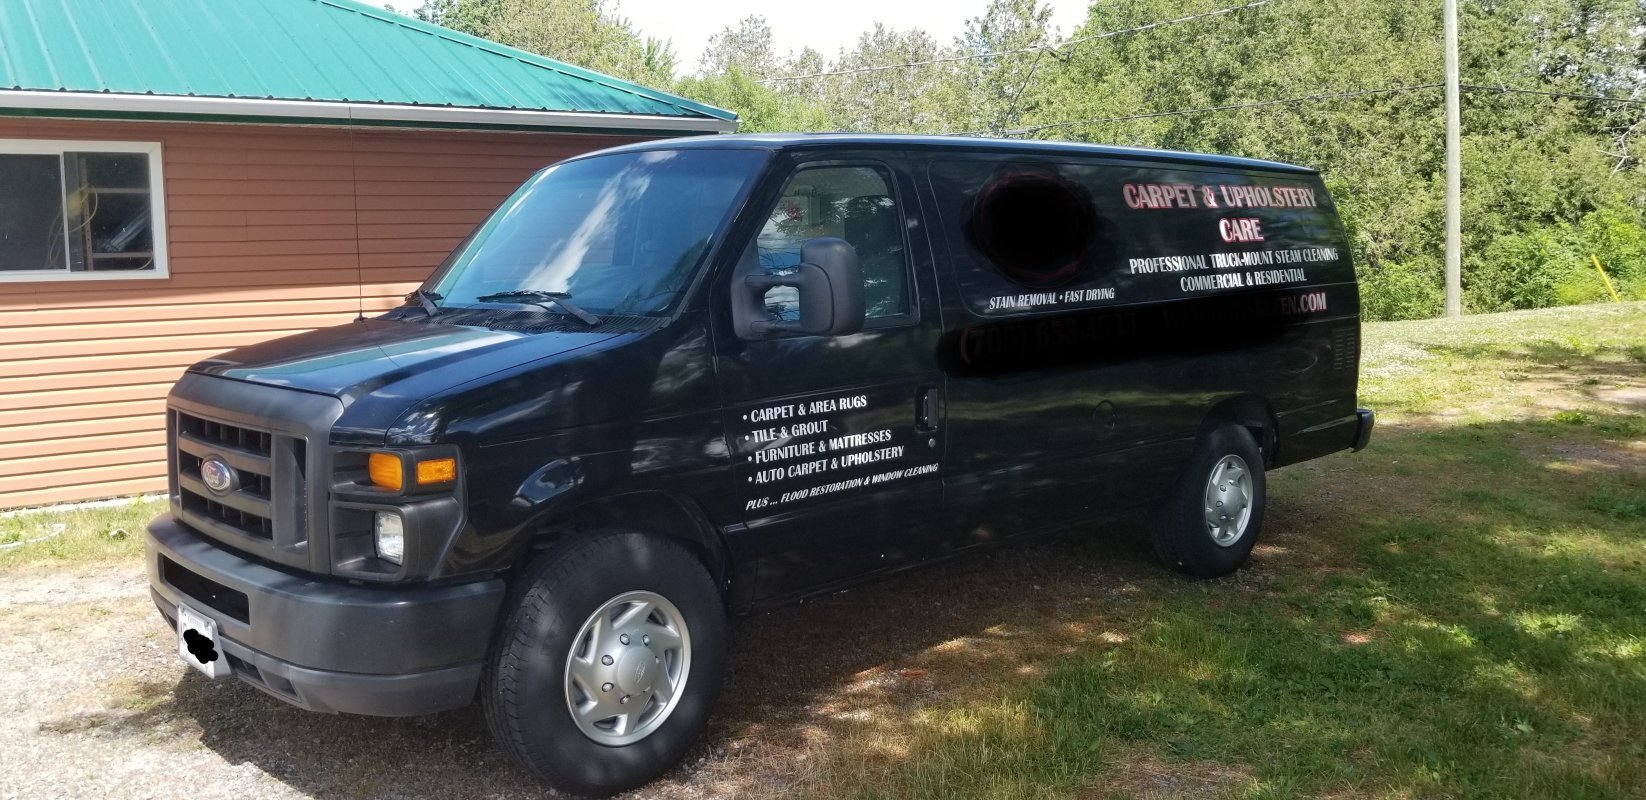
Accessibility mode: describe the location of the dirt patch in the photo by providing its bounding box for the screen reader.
[0,563,147,607]
[1080,750,1255,799]
[1534,440,1646,473]
[1599,386,1646,408]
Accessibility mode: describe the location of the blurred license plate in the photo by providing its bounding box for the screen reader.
[177,603,230,679]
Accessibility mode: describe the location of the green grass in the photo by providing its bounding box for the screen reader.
[1359,302,1646,421]
[0,496,164,570]
[1028,509,1646,797]
[796,302,1646,800]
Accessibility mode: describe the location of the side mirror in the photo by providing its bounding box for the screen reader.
[735,237,866,338]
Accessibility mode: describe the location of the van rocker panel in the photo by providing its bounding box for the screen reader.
[147,516,505,713]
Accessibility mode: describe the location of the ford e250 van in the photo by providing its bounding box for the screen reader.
[146,133,1373,796]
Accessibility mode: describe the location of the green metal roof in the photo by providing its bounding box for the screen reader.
[0,0,735,133]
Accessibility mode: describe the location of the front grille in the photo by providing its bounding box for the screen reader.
[176,412,278,540]
[184,416,273,457]
[182,492,273,538]
[173,409,307,553]
[166,374,340,573]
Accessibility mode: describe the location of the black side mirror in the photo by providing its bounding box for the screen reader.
[734,237,866,338]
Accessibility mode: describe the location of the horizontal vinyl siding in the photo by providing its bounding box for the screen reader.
[0,118,643,508]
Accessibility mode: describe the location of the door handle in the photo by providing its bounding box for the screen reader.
[915,385,938,432]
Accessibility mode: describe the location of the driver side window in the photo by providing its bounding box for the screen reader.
[755,165,911,325]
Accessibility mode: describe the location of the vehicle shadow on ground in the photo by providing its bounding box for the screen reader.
[37,515,1169,798]
[805,410,1646,797]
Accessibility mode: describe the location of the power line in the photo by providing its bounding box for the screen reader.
[979,83,1445,137]
[993,50,1050,135]
[758,1,1272,84]
[1055,0,1272,50]
[1460,83,1646,105]
[970,82,1646,138]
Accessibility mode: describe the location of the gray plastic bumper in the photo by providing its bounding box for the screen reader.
[147,516,505,716]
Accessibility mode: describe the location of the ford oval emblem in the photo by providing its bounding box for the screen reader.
[200,457,237,495]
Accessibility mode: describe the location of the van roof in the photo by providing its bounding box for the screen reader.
[595,133,1317,175]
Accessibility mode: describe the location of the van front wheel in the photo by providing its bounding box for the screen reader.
[1152,425,1267,578]
[483,532,726,796]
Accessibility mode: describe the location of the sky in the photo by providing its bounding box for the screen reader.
[369,1,1092,78]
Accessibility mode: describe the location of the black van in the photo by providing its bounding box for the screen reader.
[146,134,1373,796]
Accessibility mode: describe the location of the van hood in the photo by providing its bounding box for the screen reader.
[190,317,620,403]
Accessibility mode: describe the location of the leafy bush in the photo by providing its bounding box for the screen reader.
[1468,228,1568,312]
[1461,208,1646,314]
[1359,257,1445,321]
[1570,208,1646,298]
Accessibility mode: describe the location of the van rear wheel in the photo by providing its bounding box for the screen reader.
[1152,424,1267,578]
[483,532,726,797]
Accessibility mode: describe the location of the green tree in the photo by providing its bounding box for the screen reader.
[674,69,788,132]
[674,15,830,132]
[411,0,677,86]
[412,0,502,34]
[817,24,950,132]
[944,0,1060,135]
[698,15,782,78]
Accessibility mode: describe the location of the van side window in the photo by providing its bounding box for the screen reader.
[928,161,1110,320]
[755,165,910,324]
[930,159,1344,318]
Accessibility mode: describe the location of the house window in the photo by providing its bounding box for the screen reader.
[0,140,167,281]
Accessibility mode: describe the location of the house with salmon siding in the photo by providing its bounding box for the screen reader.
[0,0,735,508]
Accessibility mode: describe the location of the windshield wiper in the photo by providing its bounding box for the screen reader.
[475,290,602,326]
[407,288,443,317]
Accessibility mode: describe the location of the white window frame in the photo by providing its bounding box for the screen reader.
[0,139,168,282]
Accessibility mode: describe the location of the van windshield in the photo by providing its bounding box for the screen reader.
[427,149,764,318]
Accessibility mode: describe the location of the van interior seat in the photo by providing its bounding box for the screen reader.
[843,194,907,318]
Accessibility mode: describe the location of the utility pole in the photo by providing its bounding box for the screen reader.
[1443,0,1462,316]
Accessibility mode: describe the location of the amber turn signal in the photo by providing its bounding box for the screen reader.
[367,453,404,492]
[415,457,456,485]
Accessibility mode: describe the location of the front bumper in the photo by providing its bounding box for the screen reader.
[146,516,505,716]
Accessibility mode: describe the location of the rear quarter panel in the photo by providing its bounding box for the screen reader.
[924,155,1359,521]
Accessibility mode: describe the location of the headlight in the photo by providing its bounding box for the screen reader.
[374,511,405,564]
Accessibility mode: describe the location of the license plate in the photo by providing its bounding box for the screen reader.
[177,603,230,680]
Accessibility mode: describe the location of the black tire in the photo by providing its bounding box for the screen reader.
[483,531,726,797]
[1151,424,1267,578]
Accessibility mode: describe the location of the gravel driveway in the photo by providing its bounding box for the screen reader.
[0,520,1209,800]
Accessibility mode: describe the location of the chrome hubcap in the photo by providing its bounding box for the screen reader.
[1203,454,1253,547]
[564,590,691,745]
